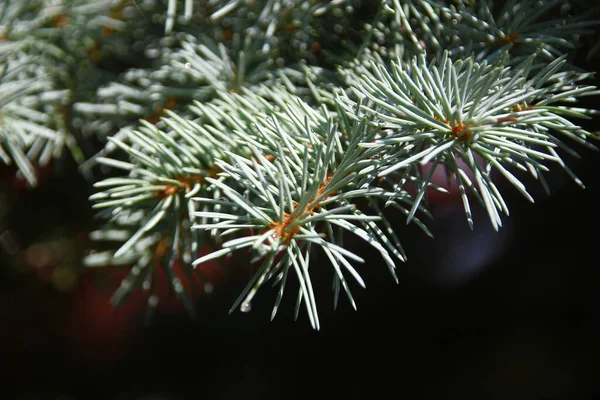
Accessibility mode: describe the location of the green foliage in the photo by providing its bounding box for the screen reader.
[2,0,599,328]
[340,52,598,229]
[447,0,599,62]
[0,52,69,186]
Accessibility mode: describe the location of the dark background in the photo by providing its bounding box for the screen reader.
[2,129,599,400]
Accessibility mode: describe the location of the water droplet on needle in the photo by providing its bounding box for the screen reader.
[241,302,252,313]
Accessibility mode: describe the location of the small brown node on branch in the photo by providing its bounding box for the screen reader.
[261,154,276,164]
[311,174,334,212]
[52,13,70,28]
[102,10,124,37]
[311,41,321,54]
[154,237,169,260]
[221,29,233,41]
[495,117,518,124]
[501,33,521,45]
[155,167,221,198]
[89,47,103,63]
[268,174,335,245]
[205,164,223,179]
[449,120,474,142]
[145,96,178,124]
[269,213,301,246]
[489,32,521,47]
[161,184,180,196]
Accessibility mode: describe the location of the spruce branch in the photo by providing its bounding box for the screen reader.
[446,0,600,62]
[341,51,599,230]
[205,0,366,65]
[5,0,594,328]
[1,0,145,182]
[0,53,69,186]
[85,101,248,316]
[190,92,431,328]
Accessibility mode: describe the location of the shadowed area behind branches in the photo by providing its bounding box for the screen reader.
[1,136,599,400]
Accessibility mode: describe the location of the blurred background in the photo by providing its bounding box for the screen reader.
[2,127,599,400]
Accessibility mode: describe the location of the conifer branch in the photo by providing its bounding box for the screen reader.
[5,0,599,329]
[190,97,422,327]
[341,51,598,229]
